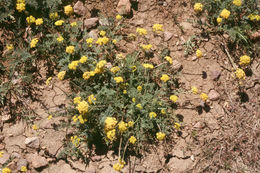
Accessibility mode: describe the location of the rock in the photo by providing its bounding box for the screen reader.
[68,160,86,171]
[41,130,64,156]
[167,157,193,172]
[180,22,193,32]
[131,19,144,26]
[17,159,28,170]
[3,121,26,136]
[4,136,26,149]
[84,18,99,30]
[99,18,109,26]
[11,152,22,159]
[164,32,173,41]
[88,29,98,39]
[191,56,197,61]
[172,149,184,158]
[26,153,48,169]
[210,70,221,81]
[0,153,10,164]
[171,60,182,71]
[116,0,131,15]
[177,45,183,51]
[25,137,40,149]
[208,90,220,101]
[47,160,76,173]
[193,122,205,129]
[73,1,86,16]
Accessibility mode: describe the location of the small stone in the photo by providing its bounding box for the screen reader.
[208,90,220,101]
[0,153,10,164]
[193,122,205,129]
[180,22,193,32]
[131,19,144,26]
[211,70,221,81]
[190,155,195,161]
[73,1,86,16]
[191,56,197,61]
[84,18,99,30]
[99,18,109,26]
[164,32,173,41]
[171,60,182,71]
[177,45,183,51]
[117,0,131,15]
[88,29,98,39]
[26,153,48,169]
[17,159,28,170]
[25,137,40,149]
[11,152,22,159]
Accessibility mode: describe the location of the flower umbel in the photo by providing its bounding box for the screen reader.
[239,55,250,66]
[200,93,208,101]
[194,3,203,13]
[160,74,170,83]
[58,71,66,80]
[220,9,231,19]
[235,68,245,80]
[129,136,137,144]
[156,132,166,141]
[170,95,178,103]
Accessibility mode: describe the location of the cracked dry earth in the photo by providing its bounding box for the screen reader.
[1,0,258,173]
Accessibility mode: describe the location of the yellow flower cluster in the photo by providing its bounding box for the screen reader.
[57,36,64,42]
[83,71,95,80]
[235,68,245,80]
[200,93,208,101]
[49,12,59,20]
[116,14,122,20]
[129,136,137,144]
[114,77,124,83]
[100,30,106,36]
[142,63,154,69]
[118,121,128,133]
[66,46,75,54]
[78,114,87,124]
[137,85,142,92]
[30,38,38,48]
[152,24,163,32]
[45,77,52,86]
[131,65,137,72]
[191,86,198,94]
[26,15,35,24]
[68,60,79,70]
[32,124,38,130]
[88,94,96,104]
[136,103,142,109]
[76,101,89,114]
[86,38,94,47]
[233,0,242,6]
[58,71,66,80]
[2,168,11,173]
[220,9,231,19]
[161,109,166,114]
[111,66,120,74]
[64,5,73,16]
[248,14,260,21]
[71,136,80,147]
[0,151,4,158]
[113,160,126,171]
[16,0,26,12]
[140,44,152,51]
[196,49,203,58]
[160,74,170,82]
[136,28,147,35]
[239,55,250,66]
[55,20,64,26]
[96,37,109,45]
[149,112,157,119]
[170,95,178,103]
[35,18,43,25]
[174,123,181,130]
[156,132,166,141]
[80,56,88,63]
[6,44,14,51]
[21,166,27,172]
[217,17,222,24]
[164,56,173,64]
[107,129,116,141]
[105,117,118,132]
[70,22,77,27]
[194,3,203,13]
[47,115,52,120]
[128,121,134,127]
[73,96,81,104]
[112,39,117,44]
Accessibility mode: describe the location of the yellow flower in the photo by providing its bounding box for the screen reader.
[191,86,198,94]
[20,166,27,172]
[111,66,120,74]
[116,14,122,20]
[136,103,142,109]
[71,136,80,147]
[72,115,78,123]
[160,74,170,82]
[129,136,137,144]
[17,0,25,4]
[76,101,89,114]
[123,90,127,94]
[132,98,136,103]
[235,68,245,80]
[152,24,163,32]
[105,117,118,132]
[96,60,107,69]
[88,94,96,105]
[16,3,26,12]
[6,44,14,51]
[140,44,152,51]
[57,71,66,80]
[196,49,203,58]
[64,5,73,16]
[136,28,147,35]
[55,20,64,26]
[68,61,79,70]
[2,168,11,173]
[128,121,134,127]
[156,132,166,141]
[32,124,38,130]
[164,56,173,64]
[233,0,242,6]
[149,112,157,119]
[26,15,35,24]
[248,14,260,21]
[30,38,38,48]
[220,9,231,19]
[137,85,142,92]
[194,3,203,13]
[106,129,116,141]
[78,115,87,124]
[47,115,53,120]
[170,95,178,103]
[0,151,4,158]
[114,77,124,83]
[174,123,181,130]
[217,17,222,24]
[118,121,128,133]
[79,56,88,63]
[96,37,109,45]
[73,96,82,104]
[113,162,124,171]
[142,63,154,69]
[239,55,250,66]
[200,93,208,101]
[161,109,166,114]
[57,36,64,42]
[35,18,43,25]
[112,39,117,44]
[83,71,95,80]
[131,66,137,72]
[86,38,94,47]
[70,22,77,27]
[100,30,106,36]
[49,12,59,20]
[66,46,75,54]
